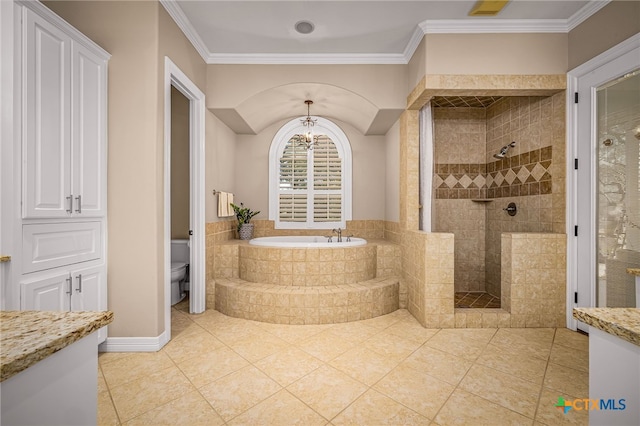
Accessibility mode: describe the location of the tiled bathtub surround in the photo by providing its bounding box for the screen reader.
[206,220,392,307]
[252,220,386,240]
[215,277,399,324]
[239,244,377,286]
[212,240,403,325]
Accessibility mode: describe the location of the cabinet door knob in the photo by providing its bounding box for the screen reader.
[75,195,82,214]
[0,255,10,263]
[66,276,72,295]
[76,274,82,293]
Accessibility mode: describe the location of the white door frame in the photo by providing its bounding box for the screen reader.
[566,33,640,331]
[0,0,15,310]
[163,57,205,341]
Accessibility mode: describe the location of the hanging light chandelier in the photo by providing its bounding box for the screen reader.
[293,100,319,151]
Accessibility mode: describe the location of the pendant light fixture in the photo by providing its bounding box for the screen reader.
[294,100,319,151]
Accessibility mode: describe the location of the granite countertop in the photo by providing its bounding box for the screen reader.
[573,307,640,347]
[0,310,113,382]
[627,268,640,276]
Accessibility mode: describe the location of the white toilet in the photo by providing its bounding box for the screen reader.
[171,239,190,305]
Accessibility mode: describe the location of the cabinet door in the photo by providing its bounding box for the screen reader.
[69,264,105,311]
[22,8,72,219]
[70,264,107,342]
[21,272,71,311]
[71,43,107,217]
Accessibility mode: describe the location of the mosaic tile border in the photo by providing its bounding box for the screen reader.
[434,146,552,199]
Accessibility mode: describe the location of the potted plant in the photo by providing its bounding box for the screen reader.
[230,202,260,240]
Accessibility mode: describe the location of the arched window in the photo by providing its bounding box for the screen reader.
[269,117,352,229]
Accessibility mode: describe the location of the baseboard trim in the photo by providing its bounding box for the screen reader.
[98,331,169,352]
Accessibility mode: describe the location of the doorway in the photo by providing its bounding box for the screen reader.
[568,34,640,332]
[163,57,205,345]
[170,86,191,309]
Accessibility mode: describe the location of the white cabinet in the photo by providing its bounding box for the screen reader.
[71,42,107,217]
[22,6,107,219]
[69,264,106,313]
[14,1,110,345]
[22,7,71,219]
[21,264,107,342]
[20,272,71,311]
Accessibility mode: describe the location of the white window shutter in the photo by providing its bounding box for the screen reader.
[269,117,352,229]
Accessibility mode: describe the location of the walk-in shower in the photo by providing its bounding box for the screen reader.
[425,95,564,309]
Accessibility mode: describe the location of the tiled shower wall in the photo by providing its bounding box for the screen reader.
[433,94,566,297]
[485,95,566,297]
[433,108,487,293]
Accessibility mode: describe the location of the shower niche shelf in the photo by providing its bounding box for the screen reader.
[470,199,494,203]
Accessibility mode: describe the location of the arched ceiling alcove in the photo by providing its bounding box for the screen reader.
[209,82,403,136]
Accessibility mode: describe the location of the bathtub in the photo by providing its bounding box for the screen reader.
[242,236,375,286]
[249,235,367,248]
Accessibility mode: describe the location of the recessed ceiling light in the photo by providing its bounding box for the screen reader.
[295,20,315,35]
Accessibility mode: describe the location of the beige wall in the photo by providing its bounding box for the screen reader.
[234,118,387,221]
[45,1,217,338]
[206,113,237,223]
[206,64,408,112]
[423,33,568,75]
[568,1,640,70]
[407,38,426,94]
[45,0,165,337]
[43,0,612,336]
[170,87,190,239]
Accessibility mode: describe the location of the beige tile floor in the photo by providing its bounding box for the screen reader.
[98,302,590,425]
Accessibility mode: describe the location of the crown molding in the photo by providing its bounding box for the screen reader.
[206,53,407,65]
[420,19,568,34]
[567,0,611,31]
[402,25,427,64]
[159,0,210,62]
[162,0,611,65]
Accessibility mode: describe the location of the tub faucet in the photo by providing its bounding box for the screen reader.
[332,228,342,243]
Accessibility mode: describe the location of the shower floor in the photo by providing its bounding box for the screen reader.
[455,292,501,309]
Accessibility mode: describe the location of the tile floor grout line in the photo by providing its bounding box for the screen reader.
[98,309,589,425]
[99,363,124,426]
[183,311,232,426]
[355,329,451,424]
[463,359,543,421]
[173,308,244,426]
[427,330,495,424]
[531,328,558,424]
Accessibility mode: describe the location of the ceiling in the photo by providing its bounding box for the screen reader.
[162,0,607,64]
[161,0,607,136]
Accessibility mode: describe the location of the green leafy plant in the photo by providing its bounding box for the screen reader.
[230,203,260,232]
